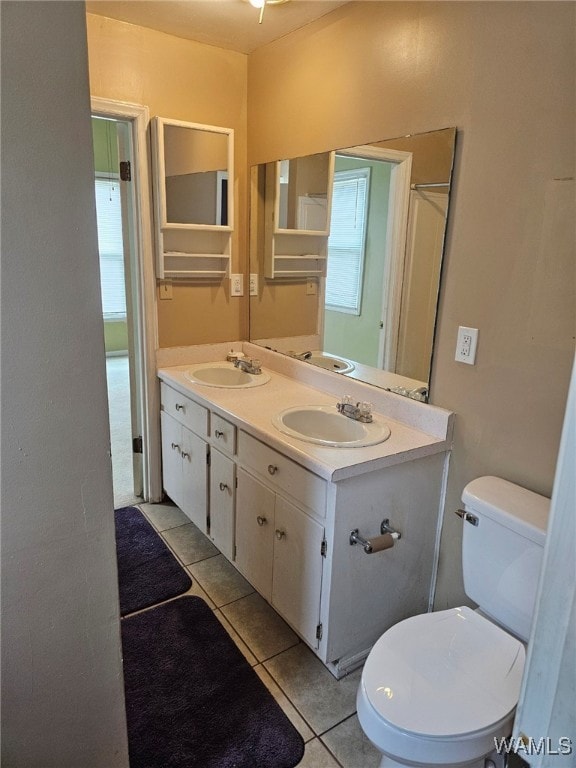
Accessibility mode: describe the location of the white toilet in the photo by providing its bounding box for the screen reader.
[357,476,549,768]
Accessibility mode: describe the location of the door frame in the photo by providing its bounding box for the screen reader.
[334,145,412,371]
[91,96,162,503]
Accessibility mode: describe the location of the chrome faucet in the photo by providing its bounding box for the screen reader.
[234,358,262,375]
[409,386,428,401]
[336,395,373,423]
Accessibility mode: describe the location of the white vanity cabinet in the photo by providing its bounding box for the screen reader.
[208,413,237,560]
[160,383,209,532]
[235,431,326,648]
[157,366,452,678]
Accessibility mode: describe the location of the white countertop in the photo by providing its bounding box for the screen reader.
[158,361,452,483]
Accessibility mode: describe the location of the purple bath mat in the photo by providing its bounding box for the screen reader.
[114,506,192,616]
[121,596,305,768]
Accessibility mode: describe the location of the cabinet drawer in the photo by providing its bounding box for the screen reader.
[210,413,236,456]
[161,382,208,437]
[238,430,326,517]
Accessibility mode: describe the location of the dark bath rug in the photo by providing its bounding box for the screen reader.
[114,505,192,616]
[121,596,305,768]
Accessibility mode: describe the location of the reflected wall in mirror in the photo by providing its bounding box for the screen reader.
[249,128,456,400]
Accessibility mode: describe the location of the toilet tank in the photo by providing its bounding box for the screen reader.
[461,476,549,642]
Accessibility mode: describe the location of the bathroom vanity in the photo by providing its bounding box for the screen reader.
[157,343,453,677]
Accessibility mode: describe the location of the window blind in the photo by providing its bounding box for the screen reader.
[325,168,370,315]
[94,176,126,320]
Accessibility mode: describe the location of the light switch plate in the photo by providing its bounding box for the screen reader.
[249,273,258,296]
[455,326,478,364]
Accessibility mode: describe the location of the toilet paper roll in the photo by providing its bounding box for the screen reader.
[368,533,395,553]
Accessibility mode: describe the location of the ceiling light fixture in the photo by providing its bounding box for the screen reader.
[248,0,290,25]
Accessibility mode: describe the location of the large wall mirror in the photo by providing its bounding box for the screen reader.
[249,127,457,400]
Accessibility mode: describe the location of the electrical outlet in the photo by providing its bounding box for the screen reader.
[230,274,243,297]
[249,273,258,296]
[455,326,478,364]
[159,281,172,300]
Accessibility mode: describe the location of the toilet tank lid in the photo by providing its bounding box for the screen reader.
[462,476,549,545]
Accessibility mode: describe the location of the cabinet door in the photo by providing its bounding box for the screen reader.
[235,468,274,601]
[180,426,208,533]
[210,448,235,560]
[161,411,184,510]
[272,496,324,649]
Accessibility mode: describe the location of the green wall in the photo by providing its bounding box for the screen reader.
[104,320,129,353]
[92,117,128,355]
[323,156,392,367]
[92,116,119,174]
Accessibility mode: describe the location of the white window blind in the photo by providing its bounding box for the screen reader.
[94,176,126,320]
[325,168,370,315]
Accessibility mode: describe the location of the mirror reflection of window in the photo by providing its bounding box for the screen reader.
[325,167,370,316]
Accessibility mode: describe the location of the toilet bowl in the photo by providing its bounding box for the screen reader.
[357,607,525,767]
[356,477,549,768]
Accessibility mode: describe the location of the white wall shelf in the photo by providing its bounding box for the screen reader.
[261,154,334,280]
[151,117,234,280]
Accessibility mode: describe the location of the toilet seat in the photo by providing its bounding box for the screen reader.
[357,607,525,765]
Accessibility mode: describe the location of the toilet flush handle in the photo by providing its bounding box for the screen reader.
[454,508,479,526]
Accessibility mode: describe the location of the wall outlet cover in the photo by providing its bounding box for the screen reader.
[455,326,478,364]
[249,273,259,296]
[230,273,243,297]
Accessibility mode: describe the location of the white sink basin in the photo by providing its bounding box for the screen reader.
[184,362,271,389]
[308,352,355,374]
[272,405,391,448]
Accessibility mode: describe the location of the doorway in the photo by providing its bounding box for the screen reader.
[92,115,143,507]
[90,98,162,507]
[321,145,412,372]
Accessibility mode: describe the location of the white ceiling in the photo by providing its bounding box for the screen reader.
[85,0,351,54]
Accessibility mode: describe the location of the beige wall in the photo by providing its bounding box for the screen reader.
[86,13,249,348]
[248,2,575,608]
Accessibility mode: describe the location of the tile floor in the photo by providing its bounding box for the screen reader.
[137,501,382,768]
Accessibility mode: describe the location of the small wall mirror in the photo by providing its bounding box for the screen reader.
[151,117,234,280]
[153,118,233,229]
[249,128,457,401]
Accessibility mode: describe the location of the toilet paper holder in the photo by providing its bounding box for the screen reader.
[350,519,401,554]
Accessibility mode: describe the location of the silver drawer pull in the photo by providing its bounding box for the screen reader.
[256,516,267,526]
[175,403,185,412]
[181,451,190,460]
[267,464,279,475]
[171,442,180,452]
[219,482,229,492]
[214,430,225,439]
[275,529,286,541]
